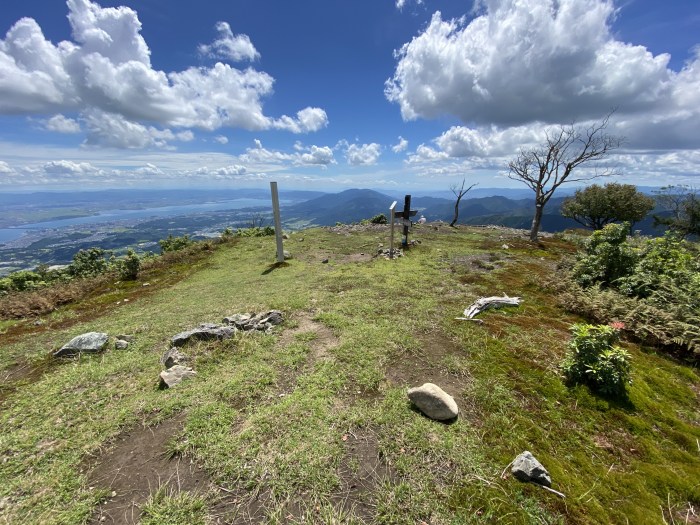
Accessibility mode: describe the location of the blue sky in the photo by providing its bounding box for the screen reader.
[0,0,699,192]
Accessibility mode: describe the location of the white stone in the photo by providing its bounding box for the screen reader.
[407,383,459,420]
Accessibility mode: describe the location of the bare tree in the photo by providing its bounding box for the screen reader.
[508,113,622,241]
[449,178,477,227]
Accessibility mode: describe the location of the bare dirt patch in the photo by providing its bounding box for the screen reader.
[85,415,213,525]
[385,331,471,411]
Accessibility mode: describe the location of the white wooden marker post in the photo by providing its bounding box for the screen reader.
[270,181,285,263]
[389,200,397,259]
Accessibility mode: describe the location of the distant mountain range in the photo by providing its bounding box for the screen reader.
[281,188,665,235]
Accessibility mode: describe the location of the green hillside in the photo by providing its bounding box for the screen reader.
[1,225,698,524]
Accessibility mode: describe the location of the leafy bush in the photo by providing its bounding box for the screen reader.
[235,226,275,237]
[561,323,631,396]
[158,234,192,253]
[563,227,700,354]
[0,270,46,293]
[362,213,389,224]
[572,222,637,287]
[69,247,111,278]
[617,232,700,300]
[115,249,141,280]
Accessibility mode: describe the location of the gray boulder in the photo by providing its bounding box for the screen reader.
[407,383,459,421]
[114,339,129,350]
[511,451,551,487]
[159,365,197,388]
[171,324,236,347]
[222,313,253,329]
[161,347,188,368]
[54,332,109,357]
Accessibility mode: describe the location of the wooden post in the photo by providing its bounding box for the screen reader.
[270,181,284,263]
[389,201,397,259]
[402,194,411,247]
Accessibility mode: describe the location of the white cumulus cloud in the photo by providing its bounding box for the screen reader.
[271,107,329,134]
[240,139,335,167]
[298,145,335,166]
[214,135,229,144]
[43,114,81,133]
[387,0,700,178]
[407,144,449,164]
[386,1,688,130]
[0,160,13,173]
[0,0,327,150]
[198,21,259,62]
[83,110,194,149]
[391,136,408,153]
[346,143,382,166]
[43,159,101,176]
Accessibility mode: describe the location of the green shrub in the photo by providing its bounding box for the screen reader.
[561,323,631,396]
[572,222,638,287]
[0,270,45,293]
[361,213,389,224]
[235,226,275,237]
[158,234,192,253]
[617,231,700,300]
[69,247,111,278]
[115,249,141,280]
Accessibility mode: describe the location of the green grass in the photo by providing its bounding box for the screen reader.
[0,225,698,524]
[140,486,207,525]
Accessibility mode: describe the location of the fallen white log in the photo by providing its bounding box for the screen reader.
[459,294,522,319]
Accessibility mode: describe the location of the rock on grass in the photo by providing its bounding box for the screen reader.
[54,332,109,357]
[511,451,552,487]
[407,383,459,421]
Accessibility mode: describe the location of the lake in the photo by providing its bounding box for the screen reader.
[0,198,273,244]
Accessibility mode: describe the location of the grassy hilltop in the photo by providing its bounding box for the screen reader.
[0,224,698,524]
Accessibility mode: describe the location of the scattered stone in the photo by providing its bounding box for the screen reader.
[114,340,129,350]
[259,310,284,326]
[321,258,329,264]
[222,313,252,328]
[377,248,403,259]
[142,282,150,287]
[502,244,510,249]
[54,332,109,357]
[282,233,290,240]
[283,250,292,260]
[511,451,551,487]
[171,324,236,347]
[161,347,188,368]
[222,310,284,332]
[159,365,197,388]
[34,320,43,326]
[407,383,459,421]
[115,334,135,342]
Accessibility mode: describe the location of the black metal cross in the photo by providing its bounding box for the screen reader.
[400,194,417,247]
